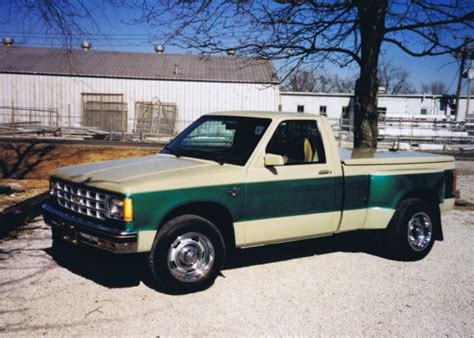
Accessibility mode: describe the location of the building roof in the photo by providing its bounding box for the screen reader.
[281,91,461,98]
[0,46,278,84]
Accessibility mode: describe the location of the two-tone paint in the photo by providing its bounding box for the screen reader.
[44,112,455,253]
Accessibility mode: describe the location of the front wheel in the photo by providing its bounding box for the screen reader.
[382,198,438,261]
[148,215,225,293]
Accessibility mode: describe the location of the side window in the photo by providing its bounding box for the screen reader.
[266,120,326,165]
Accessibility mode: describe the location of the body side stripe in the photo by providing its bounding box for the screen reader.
[130,170,452,231]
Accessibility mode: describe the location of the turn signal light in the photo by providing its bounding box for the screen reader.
[123,198,134,222]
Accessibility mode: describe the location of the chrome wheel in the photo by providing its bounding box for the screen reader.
[407,212,433,252]
[167,232,215,283]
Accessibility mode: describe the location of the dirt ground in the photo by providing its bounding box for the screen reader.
[0,142,160,234]
[0,142,159,180]
[0,161,472,335]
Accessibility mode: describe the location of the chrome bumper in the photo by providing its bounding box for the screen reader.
[42,203,138,253]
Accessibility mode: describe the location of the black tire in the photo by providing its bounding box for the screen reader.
[148,215,225,293]
[382,198,439,261]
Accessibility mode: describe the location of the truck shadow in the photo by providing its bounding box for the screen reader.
[225,230,386,269]
[44,243,147,288]
[44,230,387,292]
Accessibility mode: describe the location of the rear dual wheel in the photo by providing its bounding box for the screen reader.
[382,198,438,261]
[148,215,225,293]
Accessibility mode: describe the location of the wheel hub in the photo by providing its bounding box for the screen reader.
[407,212,433,252]
[167,232,215,283]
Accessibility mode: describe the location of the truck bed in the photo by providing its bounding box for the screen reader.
[339,149,454,166]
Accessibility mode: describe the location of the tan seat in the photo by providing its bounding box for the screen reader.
[303,138,313,162]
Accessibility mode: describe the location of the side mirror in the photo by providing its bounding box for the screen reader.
[264,153,285,166]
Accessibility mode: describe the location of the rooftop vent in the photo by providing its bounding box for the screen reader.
[81,41,91,50]
[227,48,236,56]
[3,37,14,46]
[155,44,165,54]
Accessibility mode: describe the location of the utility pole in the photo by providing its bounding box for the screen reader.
[466,59,473,120]
[454,38,469,121]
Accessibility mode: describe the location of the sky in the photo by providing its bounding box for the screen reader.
[0,1,471,94]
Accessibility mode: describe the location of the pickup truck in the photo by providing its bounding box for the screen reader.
[42,111,456,292]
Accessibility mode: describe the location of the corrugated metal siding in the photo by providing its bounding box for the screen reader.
[0,73,280,132]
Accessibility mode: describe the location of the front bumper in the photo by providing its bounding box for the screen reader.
[42,203,138,253]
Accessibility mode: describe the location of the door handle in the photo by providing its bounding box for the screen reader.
[318,169,331,175]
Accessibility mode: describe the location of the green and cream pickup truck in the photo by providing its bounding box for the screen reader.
[42,111,456,292]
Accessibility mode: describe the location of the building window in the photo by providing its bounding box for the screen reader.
[319,106,327,116]
[342,106,349,119]
[297,105,305,113]
[420,108,428,115]
[278,104,283,112]
[377,107,387,121]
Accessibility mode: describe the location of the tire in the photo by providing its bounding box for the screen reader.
[382,198,439,261]
[148,215,225,293]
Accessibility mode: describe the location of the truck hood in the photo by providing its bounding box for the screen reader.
[52,154,243,194]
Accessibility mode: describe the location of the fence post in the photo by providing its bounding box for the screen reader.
[68,104,71,137]
[11,104,15,137]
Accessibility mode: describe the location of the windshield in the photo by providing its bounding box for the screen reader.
[161,115,272,166]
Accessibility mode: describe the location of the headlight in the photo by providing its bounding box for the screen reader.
[108,197,133,222]
[109,198,124,217]
[49,180,59,196]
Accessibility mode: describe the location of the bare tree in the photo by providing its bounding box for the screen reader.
[283,69,318,92]
[4,1,474,148]
[128,0,473,148]
[333,74,356,93]
[378,61,416,94]
[283,69,354,93]
[286,61,416,95]
[0,1,105,48]
[421,81,448,95]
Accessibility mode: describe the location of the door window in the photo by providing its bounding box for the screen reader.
[266,120,326,164]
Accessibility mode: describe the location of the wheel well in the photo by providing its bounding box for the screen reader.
[397,190,443,241]
[401,189,441,206]
[159,202,236,251]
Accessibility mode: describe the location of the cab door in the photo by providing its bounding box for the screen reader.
[241,119,341,246]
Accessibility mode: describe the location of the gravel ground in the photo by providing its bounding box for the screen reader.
[0,164,473,336]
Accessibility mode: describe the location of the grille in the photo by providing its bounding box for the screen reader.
[52,180,109,220]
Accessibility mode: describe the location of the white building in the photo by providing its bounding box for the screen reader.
[0,44,279,135]
[280,91,472,121]
[0,42,471,141]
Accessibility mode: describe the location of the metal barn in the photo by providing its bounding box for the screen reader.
[0,45,279,137]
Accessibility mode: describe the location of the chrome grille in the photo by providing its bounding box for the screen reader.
[51,180,108,220]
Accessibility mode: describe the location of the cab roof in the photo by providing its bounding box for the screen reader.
[206,111,320,120]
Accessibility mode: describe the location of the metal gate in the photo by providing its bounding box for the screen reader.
[135,101,178,136]
[82,93,128,132]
